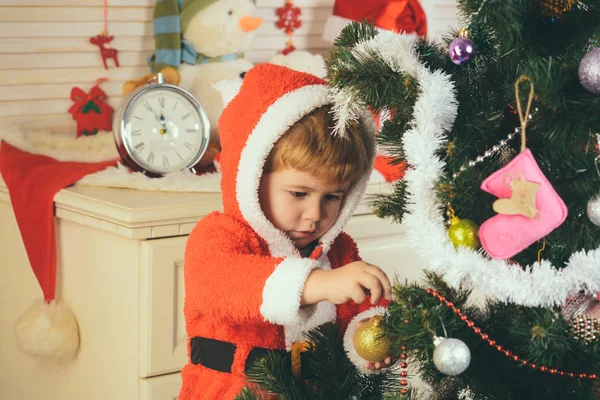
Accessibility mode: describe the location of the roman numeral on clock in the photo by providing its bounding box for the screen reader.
[186,128,197,134]
[134,142,145,152]
[163,155,169,167]
[158,97,165,108]
[147,152,155,164]
[182,113,191,120]
[184,141,194,151]
[143,101,152,112]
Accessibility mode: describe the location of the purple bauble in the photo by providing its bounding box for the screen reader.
[449,38,477,65]
[579,47,600,95]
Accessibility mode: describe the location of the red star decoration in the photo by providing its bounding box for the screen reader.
[275,2,302,35]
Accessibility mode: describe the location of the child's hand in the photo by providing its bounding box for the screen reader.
[327,261,392,305]
[301,261,392,306]
[366,356,393,371]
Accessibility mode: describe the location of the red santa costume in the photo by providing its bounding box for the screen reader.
[179,64,388,399]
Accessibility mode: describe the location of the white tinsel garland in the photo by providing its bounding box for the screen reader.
[360,32,600,307]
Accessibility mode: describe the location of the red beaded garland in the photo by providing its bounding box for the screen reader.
[425,288,597,381]
[398,346,409,396]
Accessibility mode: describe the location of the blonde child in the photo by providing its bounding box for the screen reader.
[180,64,393,400]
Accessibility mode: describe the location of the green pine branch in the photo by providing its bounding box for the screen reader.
[238,322,401,400]
[383,275,600,400]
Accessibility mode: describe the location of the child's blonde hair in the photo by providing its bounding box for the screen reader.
[264,106,373,184]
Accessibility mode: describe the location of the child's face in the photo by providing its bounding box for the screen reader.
[259,167,350,250]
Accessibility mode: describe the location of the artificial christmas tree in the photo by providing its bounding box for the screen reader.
[329,0,600,397]
[240,0,600,398]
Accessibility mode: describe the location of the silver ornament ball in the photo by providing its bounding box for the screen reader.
[433,337,471,376]
[587,194,600,226]
[579,48,600,95]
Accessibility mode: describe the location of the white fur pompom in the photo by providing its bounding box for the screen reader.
[14,300,79,362]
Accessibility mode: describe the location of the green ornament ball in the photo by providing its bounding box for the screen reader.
[448,217,480,250]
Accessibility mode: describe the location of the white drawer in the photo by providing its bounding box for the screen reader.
[140,373,182,400]
[139,236,189,378]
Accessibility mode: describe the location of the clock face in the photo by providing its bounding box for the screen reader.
[121,86,209,174]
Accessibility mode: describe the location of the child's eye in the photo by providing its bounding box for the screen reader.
[290,191,307,198]
[325,194,341,201]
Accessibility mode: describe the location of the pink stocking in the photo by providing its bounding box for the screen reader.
[479,149,567,260]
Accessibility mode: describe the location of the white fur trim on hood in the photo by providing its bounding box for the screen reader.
[235,85,377,258]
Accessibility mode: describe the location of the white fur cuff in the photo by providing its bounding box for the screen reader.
[344,306,387,374]
[260,257,316,325]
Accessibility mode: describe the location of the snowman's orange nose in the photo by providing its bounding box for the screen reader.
[238,15,263,32]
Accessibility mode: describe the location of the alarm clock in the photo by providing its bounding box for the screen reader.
[113,73,210,176]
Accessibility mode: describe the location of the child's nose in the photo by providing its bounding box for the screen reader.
[304,201,323,222]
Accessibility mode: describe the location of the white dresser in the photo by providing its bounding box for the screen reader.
[0,181,427,400]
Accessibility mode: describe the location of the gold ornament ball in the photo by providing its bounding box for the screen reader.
[448,217,480,250]
[536,0,577,18]
[353,316,392,362]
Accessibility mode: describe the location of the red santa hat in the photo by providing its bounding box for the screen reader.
[323,0,428,42]
[0,131,118,362]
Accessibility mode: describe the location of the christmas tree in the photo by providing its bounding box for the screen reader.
[330,0,600,398]
[240,0,600,398]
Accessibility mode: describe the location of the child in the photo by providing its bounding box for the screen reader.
[179,64,394,400]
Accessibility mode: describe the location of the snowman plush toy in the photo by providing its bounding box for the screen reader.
[149,0,263,152]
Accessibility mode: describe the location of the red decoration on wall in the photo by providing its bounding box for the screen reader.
[276,1,302,35]
[276,0,302,55]
[90,34,120,69]
[282,44,296,55]
[68,79,114,137]
[90,0,119,69]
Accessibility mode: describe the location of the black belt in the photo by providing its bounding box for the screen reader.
[190,336,310,378]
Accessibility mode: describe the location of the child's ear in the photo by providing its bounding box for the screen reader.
[213,79,243,108]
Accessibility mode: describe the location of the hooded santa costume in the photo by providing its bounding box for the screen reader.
[179,64,389,399]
